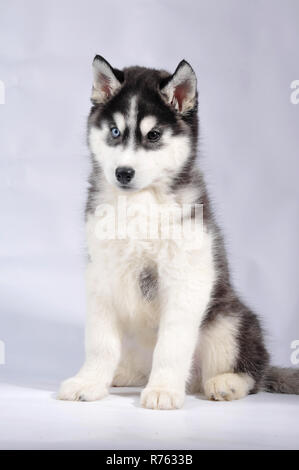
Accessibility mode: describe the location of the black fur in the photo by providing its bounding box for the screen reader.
[139,266,158,302]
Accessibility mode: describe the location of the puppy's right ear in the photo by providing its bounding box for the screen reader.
[91,55,124,104]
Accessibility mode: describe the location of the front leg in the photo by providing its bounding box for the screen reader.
[58,288,121,402]
[141,241,215,410]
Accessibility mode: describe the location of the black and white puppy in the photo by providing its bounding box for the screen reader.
[58,56,299,409]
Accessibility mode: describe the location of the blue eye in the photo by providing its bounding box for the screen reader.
[111,127,121,138]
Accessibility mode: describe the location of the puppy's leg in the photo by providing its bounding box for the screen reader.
[199,313,266,401]
[141,245,214,410]
[112,351,148,387]
[58,292,121,402]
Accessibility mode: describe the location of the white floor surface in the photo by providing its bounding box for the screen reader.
[1,383,298,450]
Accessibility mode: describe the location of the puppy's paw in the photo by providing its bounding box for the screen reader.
[204,373,252,401]
[57,376,108,402]
[141,387,184,410]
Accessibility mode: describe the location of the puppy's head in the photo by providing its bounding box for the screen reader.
[88,55,198,192]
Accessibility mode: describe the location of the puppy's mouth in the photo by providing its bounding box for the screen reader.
[116,182,136,192]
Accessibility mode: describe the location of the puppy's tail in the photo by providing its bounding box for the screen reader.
[263,366,299,394]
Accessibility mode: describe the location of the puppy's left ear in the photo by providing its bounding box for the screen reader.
[91,55,124,104]
[160,60,197,114]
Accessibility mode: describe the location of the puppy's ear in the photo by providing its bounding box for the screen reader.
[91,55,124,104]
[160,60,197,114]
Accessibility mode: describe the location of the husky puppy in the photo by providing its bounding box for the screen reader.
[58,56,299,409]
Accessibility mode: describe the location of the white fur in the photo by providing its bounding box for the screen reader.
[127,96,137,139]
[198,315,240,386]
[113,112,126,134]
[140,115,157,136]
[88,125,190,192]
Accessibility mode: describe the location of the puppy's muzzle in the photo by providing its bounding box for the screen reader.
[115,167,135,185]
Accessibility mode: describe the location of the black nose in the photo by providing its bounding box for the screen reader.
[115,167,135,185]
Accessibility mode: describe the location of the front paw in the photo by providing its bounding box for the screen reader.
[141,387,184,410]
[57,376,108,402]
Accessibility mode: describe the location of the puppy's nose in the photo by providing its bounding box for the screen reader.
[115,167,135,185]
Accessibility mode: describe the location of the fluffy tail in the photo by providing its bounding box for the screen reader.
[263,366,299,394]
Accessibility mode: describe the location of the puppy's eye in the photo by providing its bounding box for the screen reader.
[147,130,161,142]
[111,127,121,138]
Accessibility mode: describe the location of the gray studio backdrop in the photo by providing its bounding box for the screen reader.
[0,0,298,388]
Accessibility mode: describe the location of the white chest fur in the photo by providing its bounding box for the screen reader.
[85,186,216,329]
